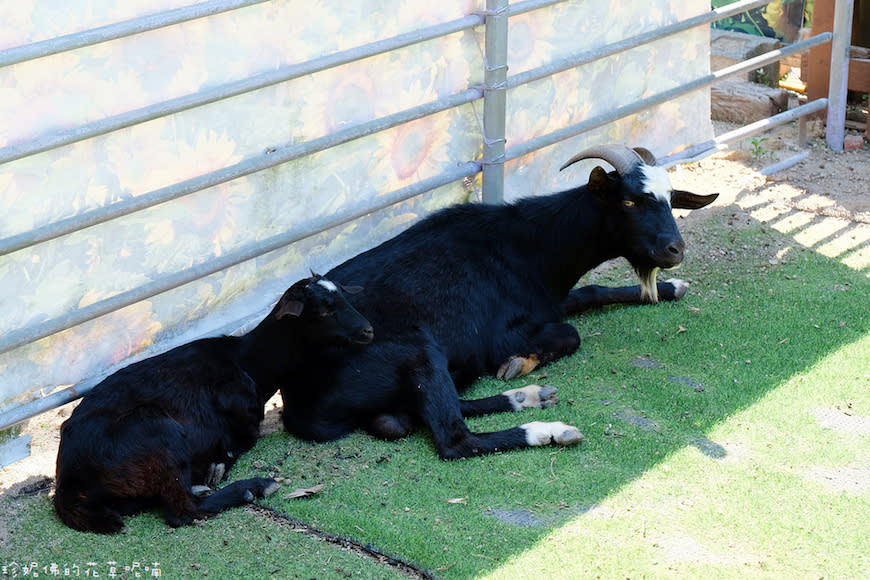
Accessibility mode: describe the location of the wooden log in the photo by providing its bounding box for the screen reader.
[711,78,790,124]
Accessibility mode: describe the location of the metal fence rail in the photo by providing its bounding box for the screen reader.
[0,13,486,166]
[0,0,270,68]
[0,160,485,432]
[0,0,843,437]
[0,0,811,258]
[507,31,833,163]
[0,87,485,260]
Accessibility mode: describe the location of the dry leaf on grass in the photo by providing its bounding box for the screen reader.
[283,483,325,499]
[446,497,468,504]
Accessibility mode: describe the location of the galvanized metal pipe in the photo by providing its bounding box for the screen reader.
[0,0,772,254]
[0,0,567,166]
[507,0,774,90]
[0,381,107,433]
[0,3,574,251]
[0,30,833,353]
[825,0,855,151]
[508,0,567,17]
[481,0,509,203]
[799,115,809,147]
[0,155,482,358]
[505,32,833,164]
[0,161,481,430]
[0,13,485,167]
[658,98,829,166]
[0,0,556,70]
[0,87,483,258]
[760,151,811,176]
[0,0,270,69]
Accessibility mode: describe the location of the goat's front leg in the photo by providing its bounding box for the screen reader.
[562,279,688,316]
[193,478,281,520]
[459,384,559,417]
[412,347,581,459]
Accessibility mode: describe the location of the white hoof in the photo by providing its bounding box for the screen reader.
[190,485,212,497]
[263,481,281,497]
[665,278,689,299]
[206,462,226,488]
[522,421,584,446]
[503,385,559,411]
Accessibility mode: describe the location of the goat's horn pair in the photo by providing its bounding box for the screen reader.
[559,145,657,175]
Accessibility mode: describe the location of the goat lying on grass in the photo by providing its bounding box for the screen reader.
[280,145,717,459]
[54,275,373,533]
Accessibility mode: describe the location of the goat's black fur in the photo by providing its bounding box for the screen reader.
[54,275,373,533]
[279,150,717,459]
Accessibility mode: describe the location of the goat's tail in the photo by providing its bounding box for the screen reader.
[54,484,124,534]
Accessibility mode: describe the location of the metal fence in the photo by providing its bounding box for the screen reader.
[0,0,846,465]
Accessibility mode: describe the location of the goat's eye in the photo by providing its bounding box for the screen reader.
[319,310,333,318]
[623,200,636,208]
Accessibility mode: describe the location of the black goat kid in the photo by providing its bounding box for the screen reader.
[54,275,373,533]
[280,145,717,460]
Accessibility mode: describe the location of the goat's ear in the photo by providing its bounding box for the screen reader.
[276,297,304,319]
[586,166,612,194]
[341,285,363,295]
[671,190,719,210]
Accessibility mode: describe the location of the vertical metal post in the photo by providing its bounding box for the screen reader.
[481,0,509,204]
[799,115,808,147]
[825,0,854,152]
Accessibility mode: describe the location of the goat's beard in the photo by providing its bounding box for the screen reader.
[635,266,660,303]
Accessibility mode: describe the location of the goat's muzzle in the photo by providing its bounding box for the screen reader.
[653,235,685,269]
[354,325,375,345]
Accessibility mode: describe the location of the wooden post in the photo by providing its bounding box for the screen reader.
[806,0,870,103]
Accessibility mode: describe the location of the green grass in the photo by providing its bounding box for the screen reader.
[2,216,868,578]
[1,492,410,579]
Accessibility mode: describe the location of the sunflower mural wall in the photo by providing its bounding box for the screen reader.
[711,0,812,43]
[0,0,712,444]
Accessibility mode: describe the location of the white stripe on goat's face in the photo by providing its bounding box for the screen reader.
[317,279,339,292]
[640,165,672,206]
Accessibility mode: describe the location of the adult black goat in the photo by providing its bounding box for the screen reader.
[54,275,373,533]
[280,145,717,459]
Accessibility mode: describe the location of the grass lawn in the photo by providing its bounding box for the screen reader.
[2,200,868,578]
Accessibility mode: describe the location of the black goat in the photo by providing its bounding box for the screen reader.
[54,275,373,533]
[280,144,717,460]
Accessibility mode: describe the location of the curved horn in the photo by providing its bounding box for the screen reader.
[559,144,645,175]
[632,147,657,166]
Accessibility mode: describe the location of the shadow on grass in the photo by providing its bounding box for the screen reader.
[244,195,869,578]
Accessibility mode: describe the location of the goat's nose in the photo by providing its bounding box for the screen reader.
[656,235,685,268]
[360,326,374,342]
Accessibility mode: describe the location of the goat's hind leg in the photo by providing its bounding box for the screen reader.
[191,462,227,497]
[368,412,414,440]
[53,484,126,534]
[496,321,580,380]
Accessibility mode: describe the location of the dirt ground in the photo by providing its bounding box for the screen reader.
[1,115,868,502]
